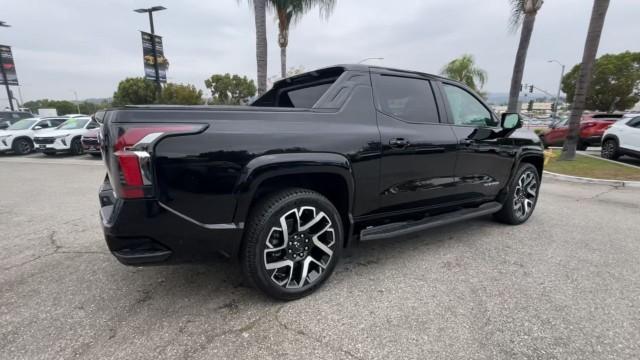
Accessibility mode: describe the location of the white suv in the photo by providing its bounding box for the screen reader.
[0,117,67,154]
[33,117,100,155]
[601,115,640,160]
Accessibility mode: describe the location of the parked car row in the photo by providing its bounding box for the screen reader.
[538,113,625,150]
[0,115,101,157]
[601,114,640,160]
[536,112,640,160]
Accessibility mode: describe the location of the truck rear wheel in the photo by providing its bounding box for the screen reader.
[494,163,540,225]
[241,188,343,300]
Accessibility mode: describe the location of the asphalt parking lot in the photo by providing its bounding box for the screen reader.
[1,155,640,360]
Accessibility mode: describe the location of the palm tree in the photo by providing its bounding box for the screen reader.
[242,0,268,96]
[560,0,610,161]
[271,0,336,79]
[440,54,488,97]
[507,0,544,113]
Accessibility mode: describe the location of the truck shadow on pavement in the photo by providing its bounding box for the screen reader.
[115,215,499,306]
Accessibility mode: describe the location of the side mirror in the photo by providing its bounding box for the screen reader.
[33,126,42,130]
[501,113,522,130]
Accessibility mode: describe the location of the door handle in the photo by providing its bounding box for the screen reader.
[459,138,474,146]
[389,138,409,148]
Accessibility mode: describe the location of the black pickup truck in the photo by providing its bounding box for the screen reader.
[97,64,543,299]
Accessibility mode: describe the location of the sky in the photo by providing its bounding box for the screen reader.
[1,0,639,107]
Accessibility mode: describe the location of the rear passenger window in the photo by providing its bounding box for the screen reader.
[374,75,439,124]
[284,83,332,108]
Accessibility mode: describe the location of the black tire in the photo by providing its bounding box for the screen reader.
[241,188,343,300]
[12,138,33,155]
[577,141,588,151]
[70,137,84,155]
[601,139,620,160]
[494,163,540,225]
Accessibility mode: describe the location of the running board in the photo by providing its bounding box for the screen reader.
[360,202,502,241]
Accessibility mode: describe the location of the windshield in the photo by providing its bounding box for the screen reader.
[7,119,38,130]
[57,118,89,130]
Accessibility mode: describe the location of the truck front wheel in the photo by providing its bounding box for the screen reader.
[241,188,343,300]
[494,163,540,225]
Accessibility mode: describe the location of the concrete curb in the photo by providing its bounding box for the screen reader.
[543,170,640,188]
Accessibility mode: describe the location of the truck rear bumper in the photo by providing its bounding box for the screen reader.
[99,180,243,265]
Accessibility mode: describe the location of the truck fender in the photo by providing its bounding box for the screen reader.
[232,152,355,231]
[498,148,544,204]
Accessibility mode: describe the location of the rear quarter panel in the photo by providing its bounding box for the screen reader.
[151,84,381,225]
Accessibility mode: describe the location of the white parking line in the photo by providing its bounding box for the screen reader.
[0,156,104,167]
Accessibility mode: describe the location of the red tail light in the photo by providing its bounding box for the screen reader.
[108,124,206,199]
[115,151,145,198]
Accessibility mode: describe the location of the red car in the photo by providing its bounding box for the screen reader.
[540,113,624,150]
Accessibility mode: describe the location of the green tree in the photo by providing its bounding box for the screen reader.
[440,54,488,97]
[78,100,111,115]
[159,83,204,105]
[527,99,534,112]
[560,0,611,161]
[112,78,204,106]
[271,0,335,78]
[78,102,97,114]
[23,99,49,113]
[23,99,77,115]
[112,77,156,106]
[204,73,257,105]
[561,51,640,112]
[507,0,544,112]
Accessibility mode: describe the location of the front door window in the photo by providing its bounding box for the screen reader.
[442,84,497,127]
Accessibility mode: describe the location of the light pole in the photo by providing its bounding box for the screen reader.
[72,90,80,113]
[357,57,384,64]
[17,85,24,107]
[548,59,565,118]
[0,21,14,111]
[134,6,166,100]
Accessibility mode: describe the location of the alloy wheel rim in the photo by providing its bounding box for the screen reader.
[19,141,30,153]
[513,170,537,219]
[603,141,614,157]
[263,206,335,289]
